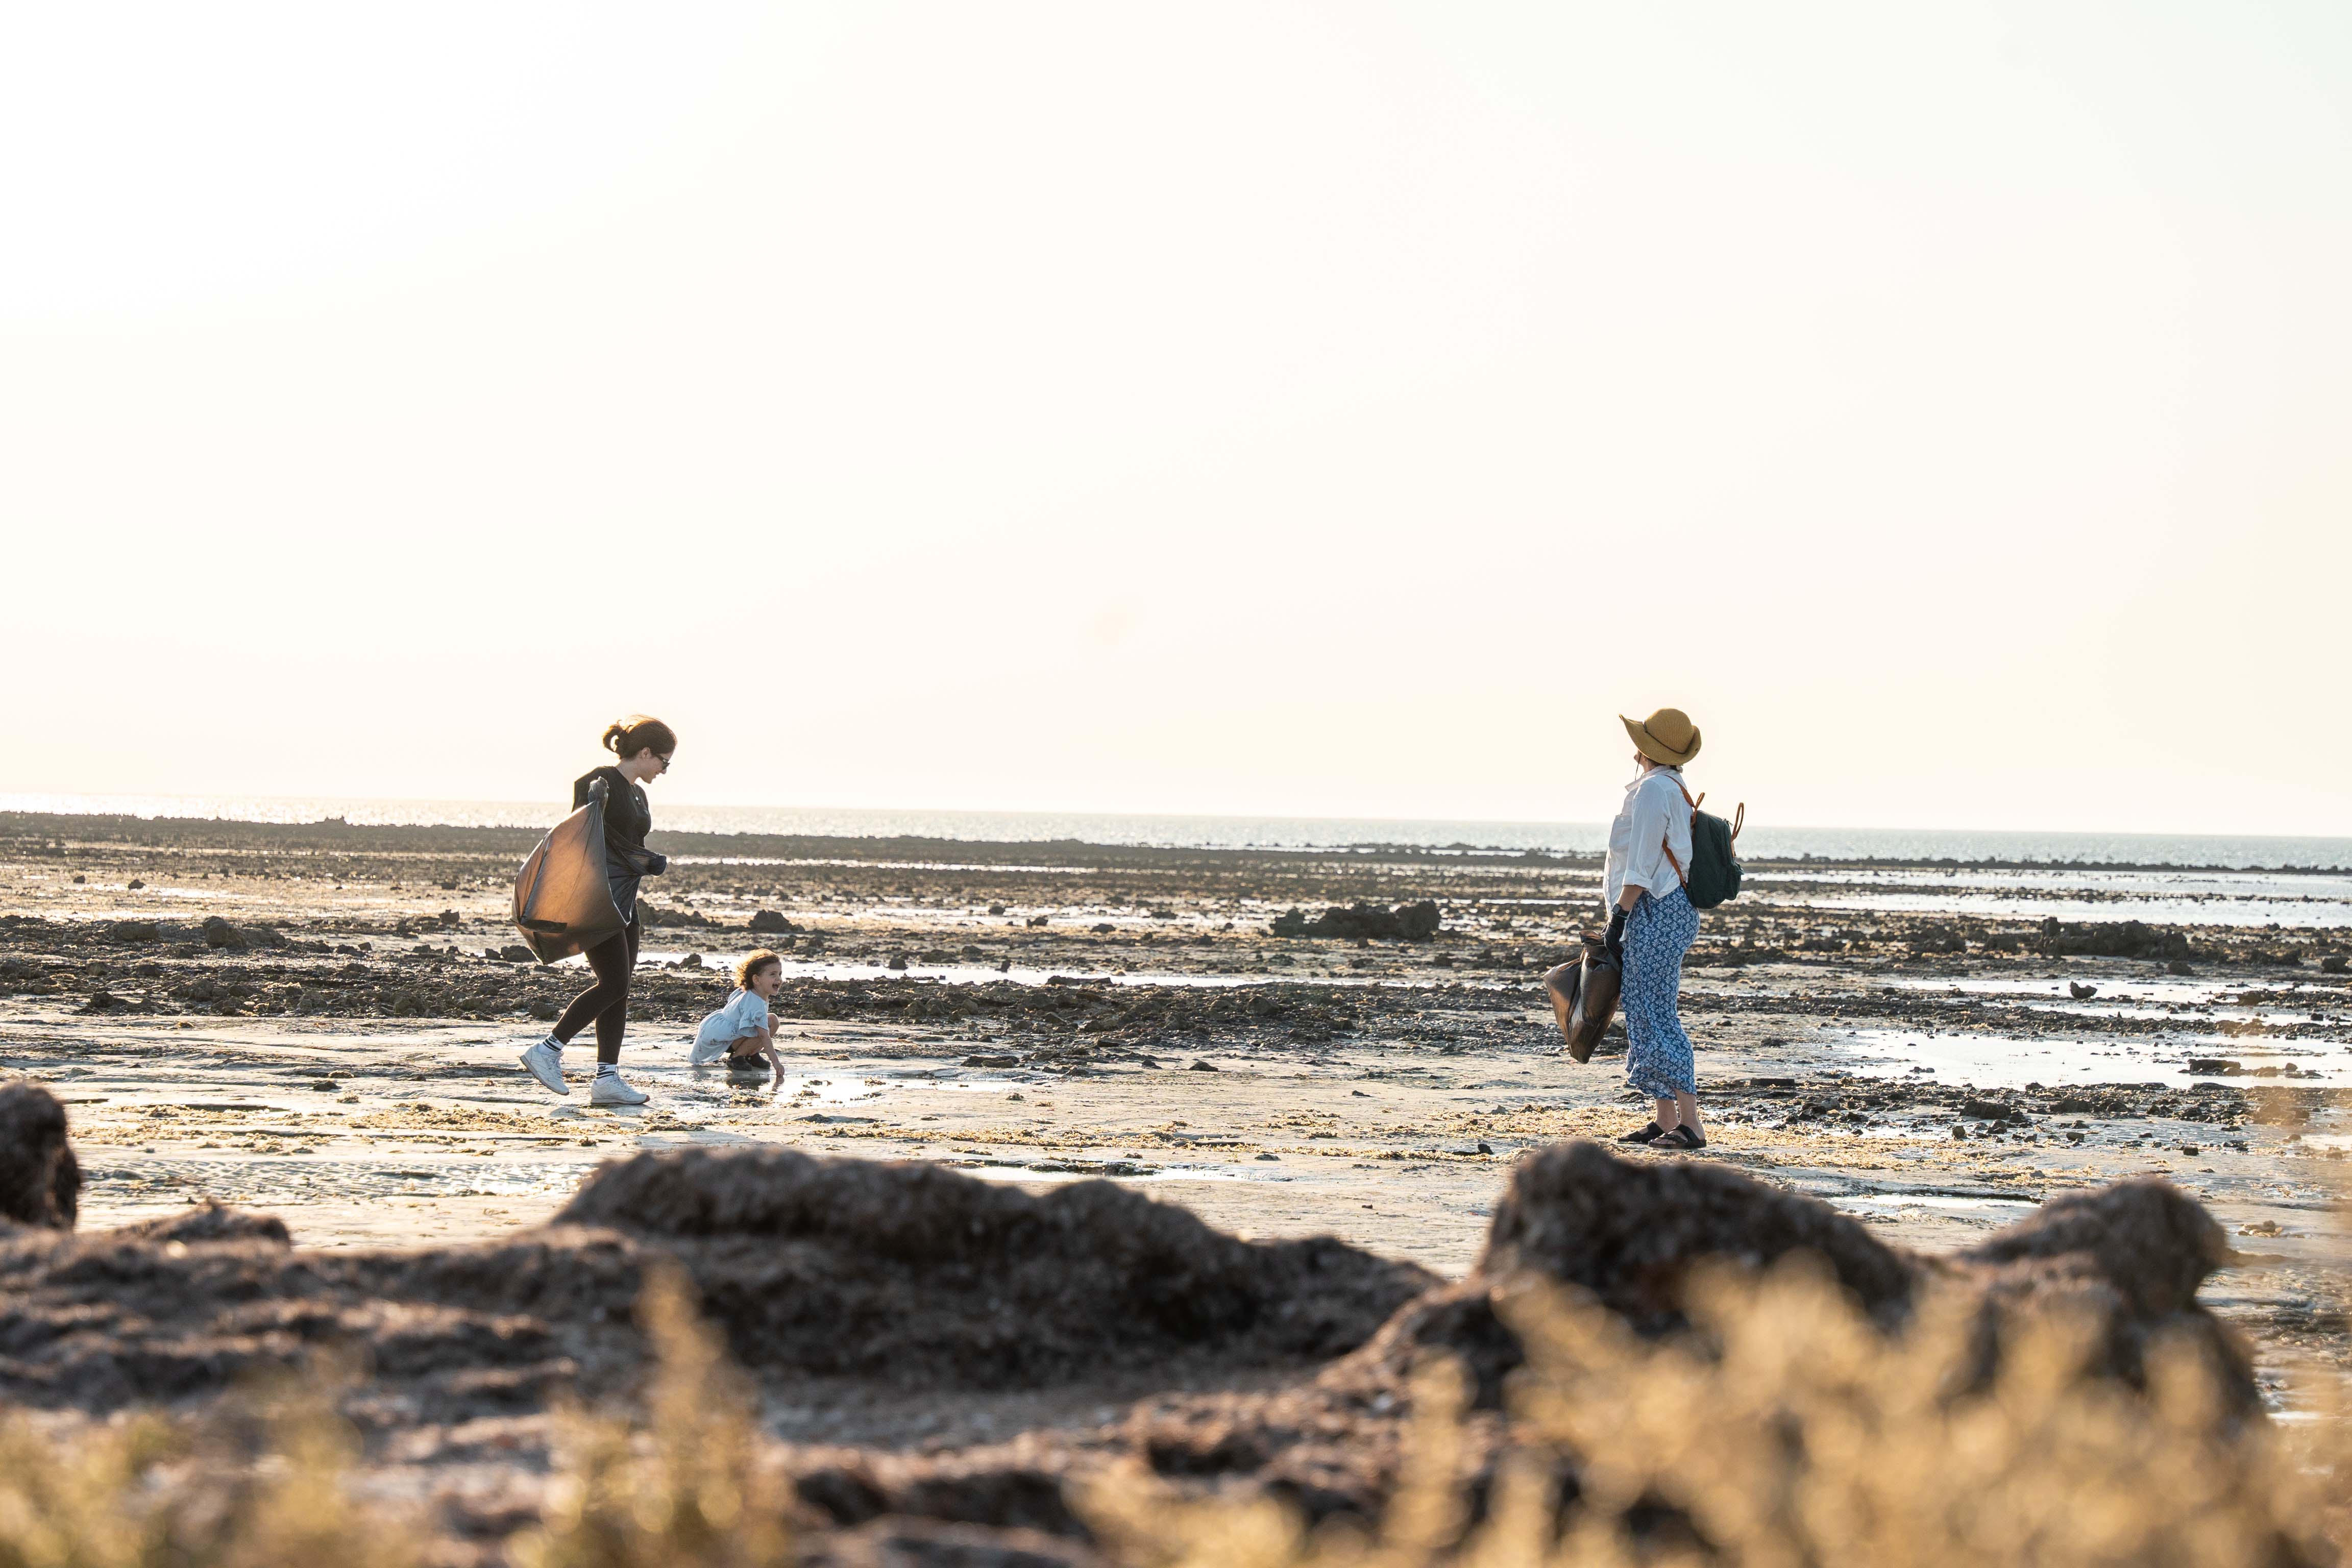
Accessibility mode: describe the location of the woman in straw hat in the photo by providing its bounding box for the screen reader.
[1603,708,1706,1150]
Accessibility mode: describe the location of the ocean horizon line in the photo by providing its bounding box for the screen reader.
[4,791,2350,872]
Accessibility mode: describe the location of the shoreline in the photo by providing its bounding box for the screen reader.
[8,805,2352,875]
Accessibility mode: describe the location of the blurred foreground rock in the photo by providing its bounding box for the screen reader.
[0,1081,79,1229]
[0,1082,2264,1564]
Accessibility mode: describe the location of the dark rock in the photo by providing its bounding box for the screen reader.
[1026,916,1049,927]
[0,1082,80,1230]
[749,910,798,934]
[527,997,559,1021]
[1959,1180,2225,1324]
[1908,925,1966,956]
[0,1146,1433,1417]
[1480,1141,1918,1336]
[1329,1278,1526,1409]
[197,915,286,951]
[2037,917,2189,961]
[105,920,160,944]
[549,1147,1436,1385]
[2323,955,2347,975]
[1338,1141,2254,1421]
[1187,1059,1218,1072]
[1312,904,1405,941]
[1269,901,1443,943]
[501,944,535,963]
[2187,1059,2240,1076]
[1952,1180,2250,1411]
[770,1149,2265,1545]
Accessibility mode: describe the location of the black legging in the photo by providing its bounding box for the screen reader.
[552,915,640,1064]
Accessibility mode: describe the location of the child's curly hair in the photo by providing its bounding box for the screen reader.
[735,949,783,989]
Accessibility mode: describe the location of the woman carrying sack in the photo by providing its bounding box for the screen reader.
[1604,707,1706,1150]
[518,715,675,1106]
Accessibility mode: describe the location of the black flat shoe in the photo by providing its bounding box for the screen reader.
[1656,1125,1707,1150]
[1618,1122,1666,1144]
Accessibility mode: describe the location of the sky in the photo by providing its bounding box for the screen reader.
[5,2,2348,835]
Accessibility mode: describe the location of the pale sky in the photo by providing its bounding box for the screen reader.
[7,3,2348,835]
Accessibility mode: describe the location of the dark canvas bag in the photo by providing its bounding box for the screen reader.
[1545,934,1621,1063]
[1659,781,1745,910]
[512,785,627,965]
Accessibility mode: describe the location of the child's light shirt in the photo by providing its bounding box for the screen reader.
[691,987,770,1063]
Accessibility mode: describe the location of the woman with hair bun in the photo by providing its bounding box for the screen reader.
[518,716,676,1105]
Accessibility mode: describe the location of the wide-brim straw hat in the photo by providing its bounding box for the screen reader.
[1623,707,1701,767]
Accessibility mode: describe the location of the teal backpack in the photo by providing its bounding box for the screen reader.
[1662,781,1745,910]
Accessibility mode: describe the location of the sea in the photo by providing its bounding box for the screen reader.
[4,792,2348,871]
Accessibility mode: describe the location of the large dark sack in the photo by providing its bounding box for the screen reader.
[513,794,626,965]
[1545,934,1620,1064]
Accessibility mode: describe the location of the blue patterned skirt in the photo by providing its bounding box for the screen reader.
[1624,886,1699,1098]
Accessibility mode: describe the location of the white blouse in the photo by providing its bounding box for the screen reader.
[1602,766,1695,913]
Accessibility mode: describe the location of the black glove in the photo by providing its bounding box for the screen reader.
[1604,906,1627,967]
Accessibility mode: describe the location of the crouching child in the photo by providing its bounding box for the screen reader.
[691,949,786,1088]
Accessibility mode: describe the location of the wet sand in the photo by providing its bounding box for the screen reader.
[4,809,2347,1564]
[5,808,2345,1391]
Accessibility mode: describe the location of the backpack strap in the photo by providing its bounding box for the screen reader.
[1658,776,1694,889]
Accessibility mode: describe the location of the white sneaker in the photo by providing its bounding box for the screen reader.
[589,1072,649,1107]
[519,1037,568,1096]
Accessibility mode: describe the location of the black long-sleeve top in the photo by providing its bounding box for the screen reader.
[574,766,666,918]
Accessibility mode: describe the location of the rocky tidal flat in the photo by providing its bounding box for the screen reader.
[0,808,2347,1563]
